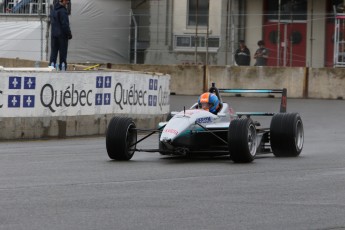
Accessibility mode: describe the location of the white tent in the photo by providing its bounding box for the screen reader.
[0,0,131,64]
[68,0,131,63]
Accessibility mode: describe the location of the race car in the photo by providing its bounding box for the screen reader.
[106,83,304,163]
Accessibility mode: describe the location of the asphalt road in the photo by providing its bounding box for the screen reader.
[0,96,345,230]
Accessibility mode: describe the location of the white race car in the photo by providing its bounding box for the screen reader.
[106,83,304,163]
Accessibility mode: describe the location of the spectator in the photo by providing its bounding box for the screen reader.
[254,40,269,66]
[49,0,72,70]
[234,40,251,66]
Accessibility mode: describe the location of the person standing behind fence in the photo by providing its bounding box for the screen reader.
[254,40,269,66]
[49,0,72,71]
[234,40,251,66]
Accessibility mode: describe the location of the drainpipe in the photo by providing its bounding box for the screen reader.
[230,0,235,65]
[195,0,199,64]
[309,0,314,67]
[206,1,209,66]
[131,10,138,64]
[225,0,230,65]
[39,0,43,61]
[277,0,281,66]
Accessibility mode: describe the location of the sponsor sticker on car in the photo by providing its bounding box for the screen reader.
[164,128,179,135]
[196,117,212,123]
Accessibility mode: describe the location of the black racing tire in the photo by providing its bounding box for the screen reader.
[270,113,304,157]
[228,118,257,163]
[106,117,137,161]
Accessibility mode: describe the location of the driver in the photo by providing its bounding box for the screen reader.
[198,92,220,114]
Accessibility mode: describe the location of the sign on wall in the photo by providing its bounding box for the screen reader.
[0,71,170,117]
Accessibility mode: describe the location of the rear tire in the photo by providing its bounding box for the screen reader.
[106,117,137,160]
[270,113,304,157]
[228,118,257,163]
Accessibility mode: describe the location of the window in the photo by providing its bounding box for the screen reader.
[176,36,191,47]
[174,35,220,52]
[188,0,209,26]
[266,0,307,21]
[191,36,205,47]
[207,37,220,48]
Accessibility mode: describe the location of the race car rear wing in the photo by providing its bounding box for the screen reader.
[218,88,287,113]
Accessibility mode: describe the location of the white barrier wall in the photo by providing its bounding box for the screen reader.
[0,71,170,117]
[0,71,170,139]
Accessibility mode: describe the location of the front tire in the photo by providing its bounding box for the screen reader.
[106,117,137,160]
[228,118,257,163]
[270,113,304,157]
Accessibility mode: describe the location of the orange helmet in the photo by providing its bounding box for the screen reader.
[198,92,219,114]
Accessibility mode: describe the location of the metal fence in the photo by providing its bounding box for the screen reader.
[0,0,49,15]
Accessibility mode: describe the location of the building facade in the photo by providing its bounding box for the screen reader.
[133,0,344,68]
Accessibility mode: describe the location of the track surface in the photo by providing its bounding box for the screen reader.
[0,96,345,230]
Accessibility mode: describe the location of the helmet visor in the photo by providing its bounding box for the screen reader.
[201,102,212,110]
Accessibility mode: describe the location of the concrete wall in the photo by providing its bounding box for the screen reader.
[112,63,345,100]
[308,68,345,99]
[207,66,307,98]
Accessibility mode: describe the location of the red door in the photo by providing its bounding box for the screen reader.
[325,22,335,67]
[263,22,307,67]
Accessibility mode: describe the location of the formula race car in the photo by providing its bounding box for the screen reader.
[106,83,304,163]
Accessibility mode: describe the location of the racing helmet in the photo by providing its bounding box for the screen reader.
[198,92,219,114]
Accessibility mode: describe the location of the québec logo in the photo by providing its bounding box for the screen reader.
[96,76,111,88]
[95,76,112,105]
[148,78,158,106]
[8,76,36,108]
